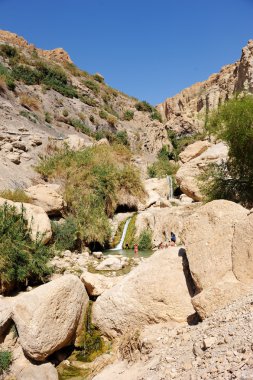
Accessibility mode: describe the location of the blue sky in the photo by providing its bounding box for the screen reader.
[0,0,252,104]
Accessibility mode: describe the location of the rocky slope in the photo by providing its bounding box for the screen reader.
[157,39,253,135]
[0,30,169,189]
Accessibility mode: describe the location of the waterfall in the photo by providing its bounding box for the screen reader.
[111,218,131,250]
[167,175,174,199]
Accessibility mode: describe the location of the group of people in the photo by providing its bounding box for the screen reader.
[158,232,176,249]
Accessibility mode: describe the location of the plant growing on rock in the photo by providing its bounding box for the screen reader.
[0,204,52,293]
[138,228,153,250]
[0,350,12,374]
[0,189,31,203]
[36,144,145,247]
[203,95,253,207]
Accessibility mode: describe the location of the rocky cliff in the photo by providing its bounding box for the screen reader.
[157,40,253,135]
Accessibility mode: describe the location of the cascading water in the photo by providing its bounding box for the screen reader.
[111,218,131,250]
[167,175,174,199]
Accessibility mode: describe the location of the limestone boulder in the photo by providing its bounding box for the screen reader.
[182,200,248,292]
[64,134,92,151]
[12,274,89,361]
[25,183,65,215]
[0,296,12,336]
[135,204,199,247]
[176,142,228,201]
[142,178,170,208]
[92,248,196,338]
[81,269,123,297]
[192,279,252,319]
[232,211,253,283]
[179,140,211,163]
[96,257,124,271]
[0,197,52,244]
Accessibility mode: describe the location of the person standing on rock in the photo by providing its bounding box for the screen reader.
[170,232,176,246]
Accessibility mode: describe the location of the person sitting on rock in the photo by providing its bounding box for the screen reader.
[170,232,176,246]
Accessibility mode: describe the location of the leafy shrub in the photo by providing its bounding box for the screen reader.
[36,145,145,247]
[20,110,38,123]
[123,110,134,121]
[0,203,52,292]
[52,217,78,251]
[138,229,152,250]
[12,65,41,85]
[0,44,18,58]
[99,109,117,126]
[80,95,97,107]
[20,94,40,111]
[148,147,178,178]
[135,100,153,113]
[0,189,31,203]
[92,73,104,83]
[63,62,81,77]
[150,109,162,122]
[0,63,15,91]
[84,80,100,94]
[115,131,129,146]
[62,109,69,117]
[202,95,253,207]
[0,350,12,373]
[45,111,52,123]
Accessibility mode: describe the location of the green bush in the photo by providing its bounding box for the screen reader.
[80,95,97,107]
[0,350,12,373]
[12,65,41,85]
[150,109,162,122]
[36,145,145,247]
[115,131,129,146]
[84,80,100,94]
[45,112,52,123]
[0,204,52,292]
[148,147,178,178]
[0,44,18,58]
[123,110,134,121]
[135,100,153,113]
[52,217,78,251]
[0,63,16,91]
[202,95,253,207]
[92,73,104,83]
[138,229,152,250]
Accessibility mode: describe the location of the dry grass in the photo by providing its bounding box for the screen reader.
[0,189,31,203]
[19,94,40,111]
[0,76,7,94]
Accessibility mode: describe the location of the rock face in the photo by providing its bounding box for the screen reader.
[81,269,123,297]
[179,140,211,163]
[182,200,250,318]
[0,197,52,244]
[25,183,65,215]
[92,247,196,338]
[232,211,253,283]
[176,142,228,201]
[12,274,88,361]
[157,40,253,135]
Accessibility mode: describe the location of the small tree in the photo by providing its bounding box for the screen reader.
[204,95,253,207]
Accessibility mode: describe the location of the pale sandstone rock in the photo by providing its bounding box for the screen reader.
[95,138,110,146]
[232,211,253,283]
[92,251,103,259]
[135,204,200,247]
[64,134,92,151]
[0,197,52,244]
[6,152,21,164]
[25,183,65,215]
[192,280,252,319]
[182,200,247,292]
[12,274,89,361]
[81,269,123,296]
[96,257,124,271]
[141,178,170,209]
[0,296,12,336]
[176,142,228,201]
[92,248,196,338]
[179,140,211,163]
[11,345,58,380]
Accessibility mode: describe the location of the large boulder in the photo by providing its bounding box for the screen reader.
[0,197,52,244]
[182,200,247,292]
[95,257,124,271]
[141,178,170,209]
[92,248,196,338]
[179,140,211,163]
[0,296,12,337]
[232,211,253,283]
[81,269,123,297]
[135,204,199,247]
[176,142,228,201]
[12,274,89,361]
[64,134,93,151]
[25,183,65,215]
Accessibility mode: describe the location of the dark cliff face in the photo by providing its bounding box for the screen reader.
[157,40,253,135]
